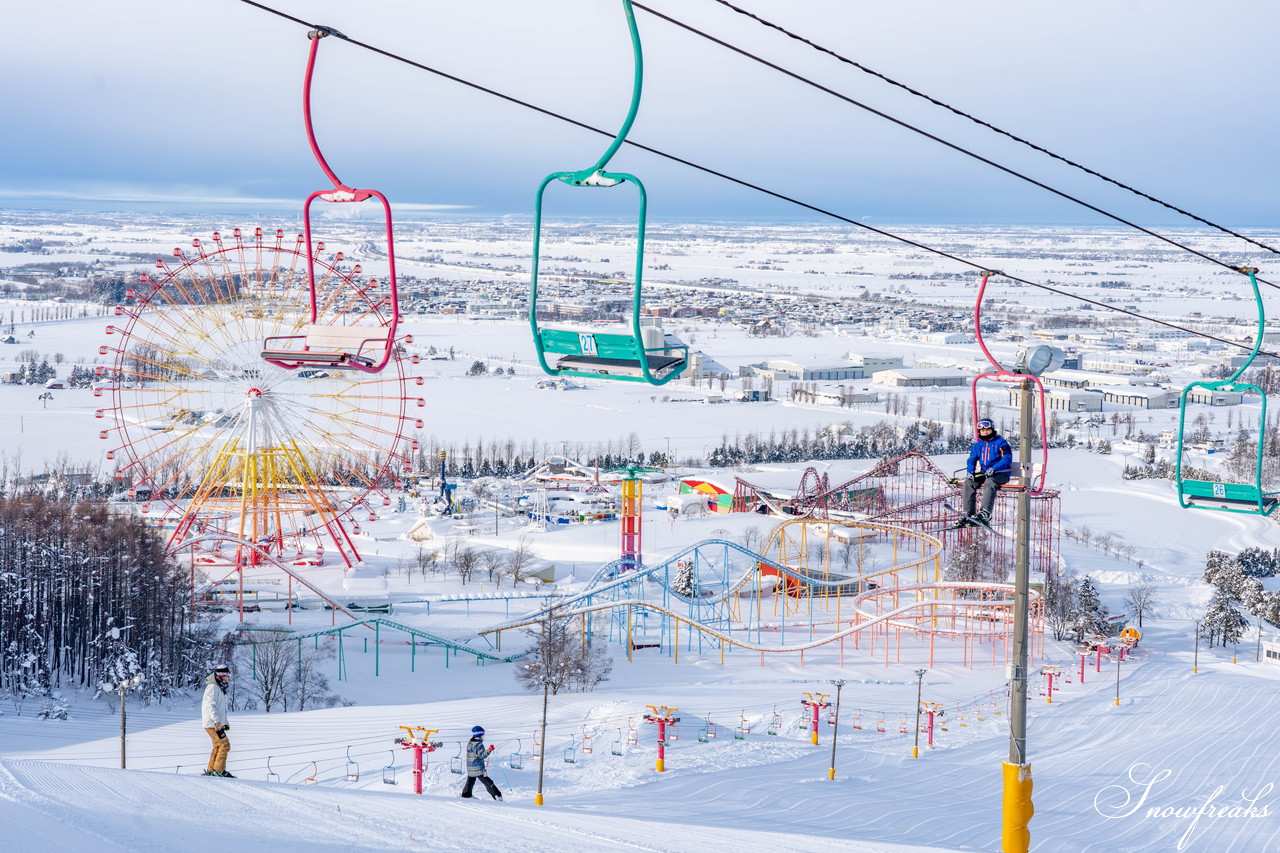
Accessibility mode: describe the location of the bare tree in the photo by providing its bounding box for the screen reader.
[508,533,538,585]
[479,549,505,586]
[454,546,480,585]
[234,632,293,712]
[1124,582,1159,628]
[414,546,440,580]
[1043,571,1077,642]
[514,607,612,695]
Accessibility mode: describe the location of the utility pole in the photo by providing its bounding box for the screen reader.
[828,680,845,780]
[114,674,142,769]
[1194,621,1200,674]
[1002,377,1034,853]
[913,669,926,758]
[536,677,549,806]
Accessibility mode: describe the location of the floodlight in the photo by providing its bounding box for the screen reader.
[1014,345,1065,376]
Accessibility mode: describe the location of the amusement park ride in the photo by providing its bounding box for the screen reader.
[98,30,420,617]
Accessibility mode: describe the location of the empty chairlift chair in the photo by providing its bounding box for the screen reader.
[528,0,689,386]
[261,28,401,376]
[345,746,359,782]
[1176,267,1280,515]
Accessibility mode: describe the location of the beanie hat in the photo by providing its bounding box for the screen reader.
[471,726,485,735]
[213,666,231,678]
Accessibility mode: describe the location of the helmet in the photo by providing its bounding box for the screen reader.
[976,419,994,431]
[471,726,485,735]
[213,666,231,679]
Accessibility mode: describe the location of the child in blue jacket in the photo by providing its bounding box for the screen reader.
[460,726,503,801]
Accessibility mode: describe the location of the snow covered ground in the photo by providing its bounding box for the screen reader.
[3,448,1280,852]
[3,216,1280,851]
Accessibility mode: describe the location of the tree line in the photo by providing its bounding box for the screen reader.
[0,494,215,714]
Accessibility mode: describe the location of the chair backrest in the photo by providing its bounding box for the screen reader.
[539,328,639,360]
[305,324,389,351]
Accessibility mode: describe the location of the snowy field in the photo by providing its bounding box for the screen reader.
[2,214,1280,852]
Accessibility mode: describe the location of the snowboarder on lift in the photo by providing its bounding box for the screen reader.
[201,665,234,777]
[960,418,1012,527]
[460,726,503,801]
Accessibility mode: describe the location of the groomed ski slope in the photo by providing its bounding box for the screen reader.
[2,611,1279,852]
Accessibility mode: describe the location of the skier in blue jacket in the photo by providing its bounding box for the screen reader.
[960,418,1012,525]
[460,726,503,801]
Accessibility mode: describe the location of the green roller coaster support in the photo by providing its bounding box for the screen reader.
[1176,266,1280,515]
[529,0,687,386]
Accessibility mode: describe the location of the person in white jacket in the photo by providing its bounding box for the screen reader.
[201,666,233,777]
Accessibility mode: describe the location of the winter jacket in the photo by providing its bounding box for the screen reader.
[966,433,1013,477]
[201,673,229,729]
[466,736,489,777]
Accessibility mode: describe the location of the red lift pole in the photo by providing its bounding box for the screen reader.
[801,692,830,746]
[643,705,680,772]
[1041,665,1060,704]
[396,727,441,795]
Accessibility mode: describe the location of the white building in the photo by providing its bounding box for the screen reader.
[873,368,971,388]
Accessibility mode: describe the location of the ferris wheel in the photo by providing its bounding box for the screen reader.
[97,227,423,565]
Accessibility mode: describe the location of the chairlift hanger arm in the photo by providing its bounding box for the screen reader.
[261,28,400,375]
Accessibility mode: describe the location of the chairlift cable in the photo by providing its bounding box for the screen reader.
[706,0,1280,258]
[229,0,1280,357]
[630,2,1276,284]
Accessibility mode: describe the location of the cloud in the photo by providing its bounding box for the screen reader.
[0,187,470,212]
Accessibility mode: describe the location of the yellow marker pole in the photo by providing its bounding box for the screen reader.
[1002,762,1034,853]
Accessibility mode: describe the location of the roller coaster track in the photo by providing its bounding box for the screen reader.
[497,520,945,629]
[234,617,533,663]
[481,581,1031,655]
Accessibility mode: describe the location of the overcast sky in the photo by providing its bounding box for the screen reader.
[4,0,1278,226]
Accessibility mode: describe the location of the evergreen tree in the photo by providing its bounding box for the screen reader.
[1072,576,1109,642]
[1201,589,1250,648]
[672,559,694,597]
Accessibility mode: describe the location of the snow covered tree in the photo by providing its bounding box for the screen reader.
[514,606,612,695]
[1072,576,1110,643]
[672,559,694,597]
[1044,572,1078,642]
[944,532,996,590]
[1201,589,1250,648]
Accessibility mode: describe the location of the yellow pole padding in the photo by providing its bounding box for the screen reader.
[656,757,665,773]
[535,793,544,806]
[1001,761,1033,853]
